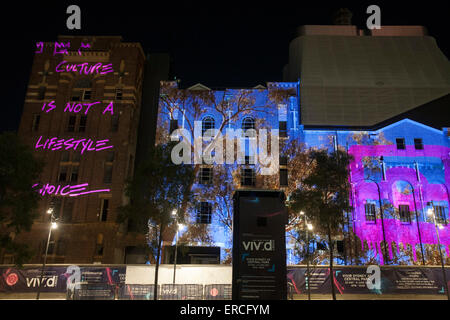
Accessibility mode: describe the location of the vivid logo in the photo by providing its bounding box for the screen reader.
[163,288,177,295]
[242,240,275,251]
[5,273,19,286]
[26,276,58,288]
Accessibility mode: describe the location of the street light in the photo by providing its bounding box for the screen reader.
[427,202,450,300]
[172,210,185,285]
[36,208,58,300]
[173,223,185,284]
[300,211,312,300]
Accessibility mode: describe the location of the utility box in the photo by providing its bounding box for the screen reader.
[232,190,287,300]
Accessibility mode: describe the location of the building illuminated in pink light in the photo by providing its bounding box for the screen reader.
[155,80,449,266]
[303,116,450,265]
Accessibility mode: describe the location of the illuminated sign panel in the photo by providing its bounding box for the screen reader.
[232,190,287,300]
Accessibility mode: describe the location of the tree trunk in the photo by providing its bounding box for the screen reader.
[178,165,200,221]
[153,227,163,300]
[161,165,199,245]
[328,228,336,300]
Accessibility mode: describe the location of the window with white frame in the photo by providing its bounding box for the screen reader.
[199,167,213,184]
[364,202,376,222]
[241,168,255,187]
[202,116,215,136]
[242,117,255,132]
[434,205,448,225]
[197,202,212,224]
[399,205,411,223]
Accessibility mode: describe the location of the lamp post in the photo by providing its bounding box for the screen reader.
[371,180,389,265]
[427,202,450,300]
[36,208,58,300]
[172,210,178,285]
[300,211,313,300]
[172,210,185,285]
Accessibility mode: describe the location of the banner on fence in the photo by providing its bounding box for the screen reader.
[287,267,450,295]
[2,265,449,296]
[0,266,126,293]
[118,284,157,300]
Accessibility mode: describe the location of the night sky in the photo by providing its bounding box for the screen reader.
[2,1,449,133]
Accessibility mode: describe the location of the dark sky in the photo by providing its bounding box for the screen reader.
[2,0,449,133]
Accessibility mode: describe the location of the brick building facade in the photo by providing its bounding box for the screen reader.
[4,36,148,264]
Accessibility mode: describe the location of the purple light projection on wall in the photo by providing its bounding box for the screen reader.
[55,60,114,75]
[349,144,450,264]
[35,136,113,153]
[35,41,92,55]
[32,183,110,197]
[41,100,114,115]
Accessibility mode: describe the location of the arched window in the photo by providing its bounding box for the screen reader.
[242,117,255,131]
[202,116,215,135]
[392,181,413,224]
[242,117,256,137]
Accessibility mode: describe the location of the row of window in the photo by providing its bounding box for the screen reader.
[58,165,79,183]
[48,197,110,223]
[57,163,113,184]
[32,114,120,132]
[170,117,288,137]
[57,152,134,186]
[49,196,211,228]
[71,88,124,102]
[57,151,114,183]
[197,202,269,227]
[60,150,115,163]
[364,203,448,224]
[41,233,105,257]
[37,86,124,101]
[199,166,288,187]
[395,138,424,150]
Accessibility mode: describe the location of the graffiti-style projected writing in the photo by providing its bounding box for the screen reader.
[35,136,113,153]
[32,183,110,197]
[55,61,113,75]
[42,101,114,115]
[36,41,91,56]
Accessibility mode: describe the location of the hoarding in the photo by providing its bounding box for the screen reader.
[0,266,125,293]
